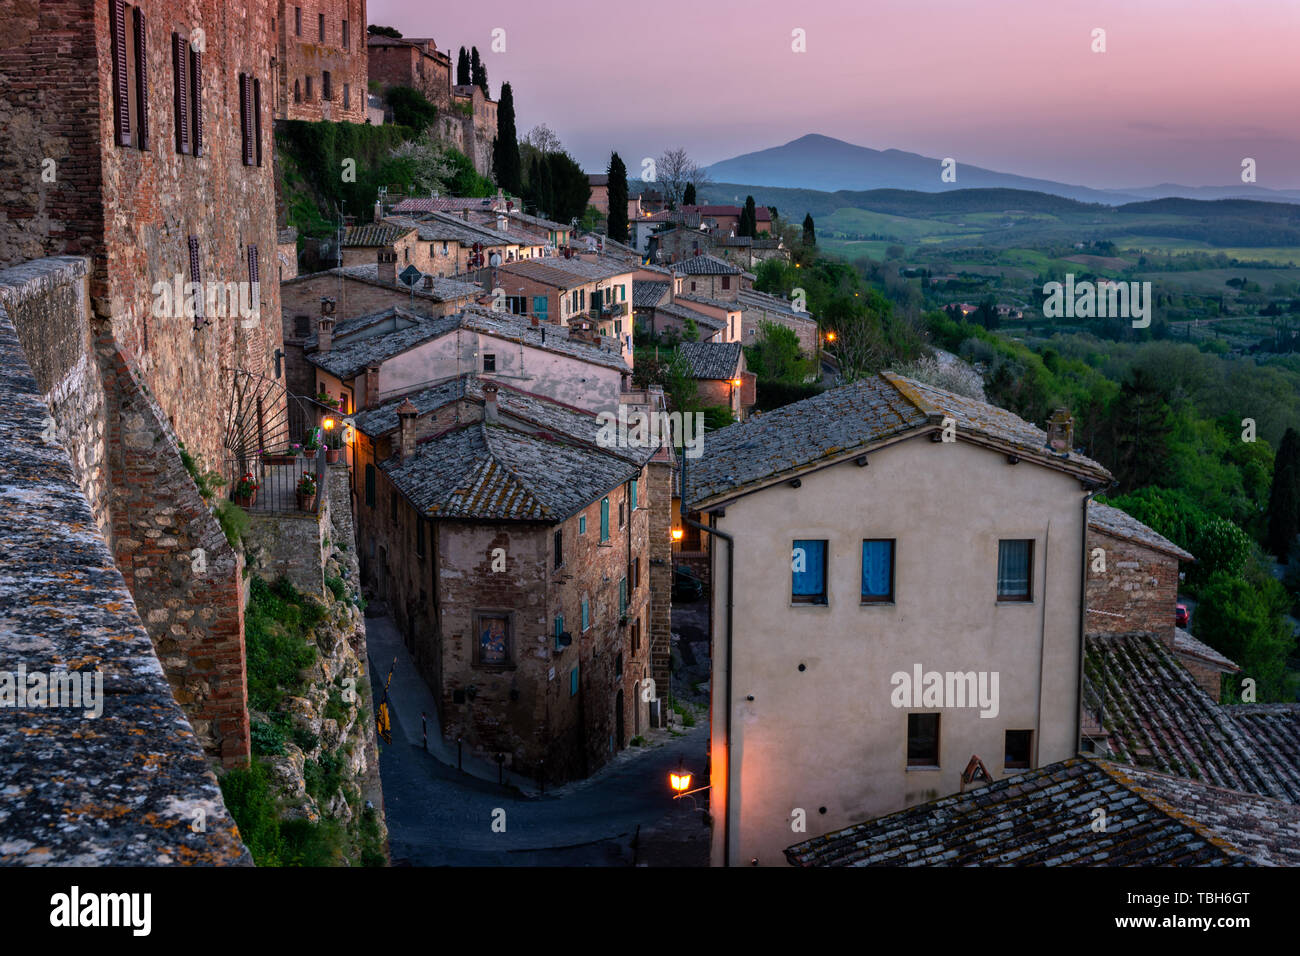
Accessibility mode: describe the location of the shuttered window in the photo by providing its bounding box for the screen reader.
[600,497,610,541]
[322,70,331,101]
[629,478,638,511]
[246,244,260,316]
[253,78,263,166]
[189,44,202,156]
[570,665,579,697]
[172,33,189,154]
[364,464,376,507]
[581,597,589,632]
[110,0,131,146]
[187,235,203,326]
[132,7,148,150]
[238,74,253,165]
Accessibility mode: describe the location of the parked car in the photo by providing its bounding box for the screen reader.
[1176,604,1189,628]
[673,564,705,603]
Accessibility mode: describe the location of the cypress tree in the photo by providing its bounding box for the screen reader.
[1267,427,1300,560]
[606,152,629,243]
[802,212,816,246]
[741,195,757,237]
[456,47,470,86]
[470,47,487,93]
[491,82,521,195]
[682,182,696,206]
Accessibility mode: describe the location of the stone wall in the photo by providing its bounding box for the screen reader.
[275,0,369,124]
[243,474,329,598]
[647,457,674,727]
[0,270,250,864]
[1085,528,1180,644]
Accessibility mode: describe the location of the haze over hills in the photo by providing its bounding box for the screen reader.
[704,134,1300,206]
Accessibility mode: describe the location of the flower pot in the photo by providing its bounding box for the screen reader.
[297,492,317,512]
[233,491,256,508]
[326,447,341,464]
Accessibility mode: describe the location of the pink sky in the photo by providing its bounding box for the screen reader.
[369,0,1300,188]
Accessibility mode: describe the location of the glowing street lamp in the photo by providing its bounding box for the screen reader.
[670,768,693,793]
[323,417,336,430]
[671,528,684,542]
[825,331,837,343]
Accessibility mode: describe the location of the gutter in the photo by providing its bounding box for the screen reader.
[681,452,736,867]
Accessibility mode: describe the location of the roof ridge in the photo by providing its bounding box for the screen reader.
[879,370,945,421]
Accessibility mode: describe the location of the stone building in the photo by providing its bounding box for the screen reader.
[366,34,451,111]
[273,0,369,123]
[672,254,742,300]
[350,377,656,781]
[737,288,818,355]
[386,211,546,277]
[677,342,755,420]
[0,0,297,765]
[587,174,610,215]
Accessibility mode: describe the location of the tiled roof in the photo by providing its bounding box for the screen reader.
[737,288,815,322]
[285,265,480,303]
[633,280,670,308]
[686,373,1111,505]
[352,378,466,438]
[498,256,630,287]
[671,254,741,276]
[1173,627,1238,672]
[716,236,753,247]
[383,422,636,521]
[678,342,742,380]
[588,174,609,186]
[1228,704,1300,803]
[391,212,539,249]
[391,196,498,214]
[678,293,740,312]
[684,204,772,221]
[309,306,628,380]
[1084,633,1293,800]
[302,305,423,349]
[785,757,1300,867]
[652,301,726,331]
[1090,501,1194,561]
[342,223,414,247]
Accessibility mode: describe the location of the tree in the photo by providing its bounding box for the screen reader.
[491,82,521,195]
[606,152,629,243]
[745,322,814,384]
[470,47,487,94]
[545,151,590,223]
[385,86,438,134]
[802,213,816,246]
[456,47,470,86]
[656,148,692,209]
[1266,427,1300,560]
[389,132,458,196]
[368,24,402,38]
[1107,368,1174,492]
[740,196,758,238]
[523,124,562,154]
[1195,567,1297,702]
[682,183,696,206]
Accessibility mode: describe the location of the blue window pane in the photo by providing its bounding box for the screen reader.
[570,665,579,697]
[792,539,826,603]
[862,540,894,600]
[998,540,1032,599]
[581,597,589,631]
[579,515,586,535]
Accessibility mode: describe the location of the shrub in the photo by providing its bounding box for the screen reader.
[250,720,286,756]
[325,575,346,602]
[214,501,251,550]
[244,577,321,711]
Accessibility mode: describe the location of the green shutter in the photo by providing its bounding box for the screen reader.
[619,578,627,615]
[364,464,375,507]
[629,479,638,511]
[600,497,609,541]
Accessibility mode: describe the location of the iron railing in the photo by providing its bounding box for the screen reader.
[226,445,327,515]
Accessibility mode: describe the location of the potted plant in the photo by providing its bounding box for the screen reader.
[232,472,259,508]
[325,428,343,464]
[296,472,318,511]
[303,433,320,458]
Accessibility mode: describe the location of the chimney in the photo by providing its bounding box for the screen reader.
[497,214,507,232]
[482,381,500,423]
[365,364,381,409]
[1046,408,1074,454]
[373,200,383,223]
[378,248,397,284]
[462,209,470,222]
[396,398,418,461]
[316,297,336,352]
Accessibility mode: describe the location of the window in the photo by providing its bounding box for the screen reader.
[1005,730,1033,770]
[390,487,398,523]
[246,244,260,315]
[722,276,730,290]
[633,556,640,590]
[600,497,610,542]
[294,314,310,337]
[187,235,203,327]
[791,539,827,604]
[553,529,563,568]
[474,612,510,666]
[997,539,1033,601]
[189,42,203,156]
[482,353,496,372]
[570,665,579,697]
[239,74,258,165]
[342,19,349,49]
[533,295,548,319]
[579,515,586,535]
[110,2,149,150]
[294,5,301,36]
[615,651,623,679]
[907,713,940,767]
[305,75,313,100]
[619,577,627,616]
[632,617,640,653]
[629,478,638,511]
[861,539,895,603]
[252,78,262,165]
[318,13,325,41]
[553,615,565,651]
[171,33,190,154]
[343,83,350,109]
[416,518,425,560]
[618,500,625,528]
[364,464,375,507]
[581,596,589,631]
[322,71,331,101]
[294,79,301,103]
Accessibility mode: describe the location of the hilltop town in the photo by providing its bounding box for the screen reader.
[0,2,1297,873]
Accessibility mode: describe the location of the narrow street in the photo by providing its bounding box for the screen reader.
[368,612,711,866]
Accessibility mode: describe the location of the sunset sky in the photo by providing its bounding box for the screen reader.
[369,0,1300,189]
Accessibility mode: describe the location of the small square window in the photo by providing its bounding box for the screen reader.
[907,713,940,767]
[579,515,587,535]
[792,539,827,605]
[1005,730,1033,770]
[861,539,895,603]
[997,539,1033,601]
[483,353,496,372]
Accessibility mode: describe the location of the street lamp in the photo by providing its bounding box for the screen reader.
[670,768,692,793]
[671,528,684,542]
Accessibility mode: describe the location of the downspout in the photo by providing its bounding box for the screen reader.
[1074,482,1109,755]
[1034,521,1050,768]
[681,452,735,867]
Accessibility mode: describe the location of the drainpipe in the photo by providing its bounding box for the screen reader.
[1074,481,1111,755]
[680,451,735,867]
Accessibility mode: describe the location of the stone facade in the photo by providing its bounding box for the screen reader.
[274,0,369,123]
[1085,527,1181,643]
[366,35,451,111]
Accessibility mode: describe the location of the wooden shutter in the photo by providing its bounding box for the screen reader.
[172,33,189,154]
[188,235,202,324]
[253,78,263,166]
[239,74,253,166]
[247,244,260,316]
[110,0,130,146]
[132,7,148,150]
[189,45,202,156]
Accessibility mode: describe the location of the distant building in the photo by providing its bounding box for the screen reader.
[677,342,755,420]
[588,174,610,214]
[366,35,451,111]
[274,1,370,123]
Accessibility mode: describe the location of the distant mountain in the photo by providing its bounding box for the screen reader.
[705,135,1300,206]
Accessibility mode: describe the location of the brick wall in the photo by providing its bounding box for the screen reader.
[1085,528,1180,644]
[275,0,368,123]
[366,39,450,111]
[647,457,674,727]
